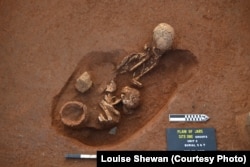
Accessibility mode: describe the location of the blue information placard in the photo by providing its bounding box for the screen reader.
[167,128,217,151]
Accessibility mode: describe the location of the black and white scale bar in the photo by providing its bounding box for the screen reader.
[65,154,96,159]
[169,114,209,122]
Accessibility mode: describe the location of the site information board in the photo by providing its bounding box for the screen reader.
[166,128,217,151]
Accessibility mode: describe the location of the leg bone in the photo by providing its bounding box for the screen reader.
[99,100,113,121]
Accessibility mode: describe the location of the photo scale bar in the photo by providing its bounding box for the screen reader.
[65,154,97,159]
[169,114,209,122]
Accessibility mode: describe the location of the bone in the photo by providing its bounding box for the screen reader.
[99,100,113,121]
[153,23,175,53]
[98,114,107,122]
[129,53,149,71]
[106,80,117,93]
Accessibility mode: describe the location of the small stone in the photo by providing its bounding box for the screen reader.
[153,23,175,52]
[75,71,93,93]
[109,126,117,135]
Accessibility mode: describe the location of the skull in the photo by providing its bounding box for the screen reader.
[121,86,140,114]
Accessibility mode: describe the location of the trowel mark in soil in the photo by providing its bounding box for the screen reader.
[51,49,198,146]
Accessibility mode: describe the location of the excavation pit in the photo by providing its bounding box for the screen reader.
[51,49,198,146]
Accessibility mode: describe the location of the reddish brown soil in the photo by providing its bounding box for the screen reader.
[0,0,250,166]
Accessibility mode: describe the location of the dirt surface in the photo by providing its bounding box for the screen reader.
[0,0,250,166]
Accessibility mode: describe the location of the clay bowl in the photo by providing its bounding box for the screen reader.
[59,101,88,128]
